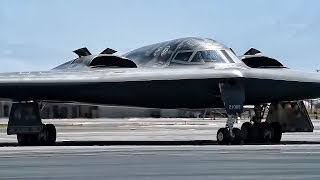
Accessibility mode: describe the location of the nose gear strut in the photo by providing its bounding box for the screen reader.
[217,82,245,145]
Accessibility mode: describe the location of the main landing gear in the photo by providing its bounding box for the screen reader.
[216,104,283,145]
[16,124,56,146]
[240,104,282,144]
[217,82,283,145]
[7,102,57,146]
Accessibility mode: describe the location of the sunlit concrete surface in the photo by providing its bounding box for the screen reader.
[1,118,320,143]
[1,145,320,179]
[0,118,320,179]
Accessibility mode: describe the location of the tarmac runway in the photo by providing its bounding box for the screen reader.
[0,118,320,179]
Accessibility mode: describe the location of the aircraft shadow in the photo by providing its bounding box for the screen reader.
[0,140,320,147]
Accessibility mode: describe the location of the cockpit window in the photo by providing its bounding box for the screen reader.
[220,50,235,63]
[191,50,226,63]
[174,52,193,61]
[223,49,241,63]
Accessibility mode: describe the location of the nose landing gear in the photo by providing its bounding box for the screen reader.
[217,115,243,145]
[217,82,245,145]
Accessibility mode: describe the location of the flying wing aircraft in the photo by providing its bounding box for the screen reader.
[1,37,319,145]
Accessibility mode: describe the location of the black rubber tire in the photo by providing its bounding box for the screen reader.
[270,122,282,143]
[232,128,243,145]
[17,134,38,146]
[241,122,252,142]
[251,123,263,143]
[17,134,28,146]
[44,124,56,146]
[217,128,231,145]
[260,122,270,143]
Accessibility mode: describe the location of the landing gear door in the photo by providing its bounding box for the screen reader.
[219,82,245,115]
[7,103,43,135]
[266,101,314,132]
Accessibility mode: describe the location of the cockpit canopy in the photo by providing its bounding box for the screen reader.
[54,37,243,70]
[123,37,241,67]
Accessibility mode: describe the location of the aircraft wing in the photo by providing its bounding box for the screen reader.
[0,68,320,109]
[2,66,320,146]
[0,68,243,108]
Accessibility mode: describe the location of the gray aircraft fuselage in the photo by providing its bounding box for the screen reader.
[0,37,319,109]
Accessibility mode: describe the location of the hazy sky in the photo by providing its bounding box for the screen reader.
[1,0,320,72]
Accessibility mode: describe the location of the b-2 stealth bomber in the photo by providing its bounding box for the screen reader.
[0,37,318,145]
